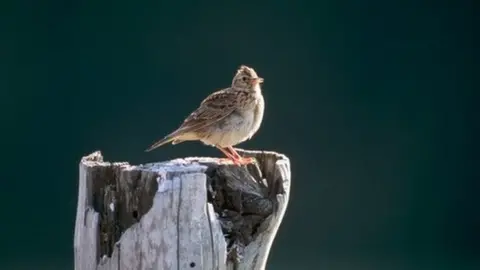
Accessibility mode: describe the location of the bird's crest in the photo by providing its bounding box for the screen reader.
[236,65,258,78]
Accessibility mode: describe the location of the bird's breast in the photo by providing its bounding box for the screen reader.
[201,98,264,147]
[249,94,265,139]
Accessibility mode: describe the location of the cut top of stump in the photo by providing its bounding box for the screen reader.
[75,149,290,270]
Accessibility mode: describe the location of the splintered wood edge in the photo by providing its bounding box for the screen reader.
[75,149,291,270]
[228,149,291,270]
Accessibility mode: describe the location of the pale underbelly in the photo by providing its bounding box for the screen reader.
[201,111,255,147]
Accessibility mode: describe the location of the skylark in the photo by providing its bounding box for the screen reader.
[145,65,265,165]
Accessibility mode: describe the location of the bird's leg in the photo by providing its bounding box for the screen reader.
[216,146,241,165]
[226,146,241,159]
[227,146,256,165]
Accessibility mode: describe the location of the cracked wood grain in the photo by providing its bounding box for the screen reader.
[74,149,290,270]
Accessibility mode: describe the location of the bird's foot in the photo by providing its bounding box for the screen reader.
[217,157,255,166]
[235,156,256,165]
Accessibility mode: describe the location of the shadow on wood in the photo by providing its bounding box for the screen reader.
[74,149,290,270]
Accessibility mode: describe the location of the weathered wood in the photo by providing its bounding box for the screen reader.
[74,149,290,270]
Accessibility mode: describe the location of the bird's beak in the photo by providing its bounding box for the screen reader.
[254,77,264,84]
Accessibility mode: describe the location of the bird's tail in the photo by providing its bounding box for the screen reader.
[145,136,175,152]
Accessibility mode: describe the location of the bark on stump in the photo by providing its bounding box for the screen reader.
[74,149,290,270]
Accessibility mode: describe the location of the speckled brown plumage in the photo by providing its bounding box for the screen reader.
[145,65,265,165]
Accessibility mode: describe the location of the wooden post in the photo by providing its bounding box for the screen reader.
[74,149,291,270]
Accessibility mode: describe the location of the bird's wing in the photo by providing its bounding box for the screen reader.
[170,89,239,136]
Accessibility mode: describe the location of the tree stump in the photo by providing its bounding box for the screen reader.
[74,149,291,270]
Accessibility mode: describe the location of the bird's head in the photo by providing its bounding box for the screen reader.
[231,65,264,90]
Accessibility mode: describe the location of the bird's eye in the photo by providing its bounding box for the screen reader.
[242,77,248,82]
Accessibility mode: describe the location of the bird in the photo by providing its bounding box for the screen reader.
[145,65,265,165]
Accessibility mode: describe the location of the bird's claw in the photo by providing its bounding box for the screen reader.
[234,157,256,165]
[218,157,256,166]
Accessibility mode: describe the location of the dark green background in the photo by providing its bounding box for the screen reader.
[1,0,476,269]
